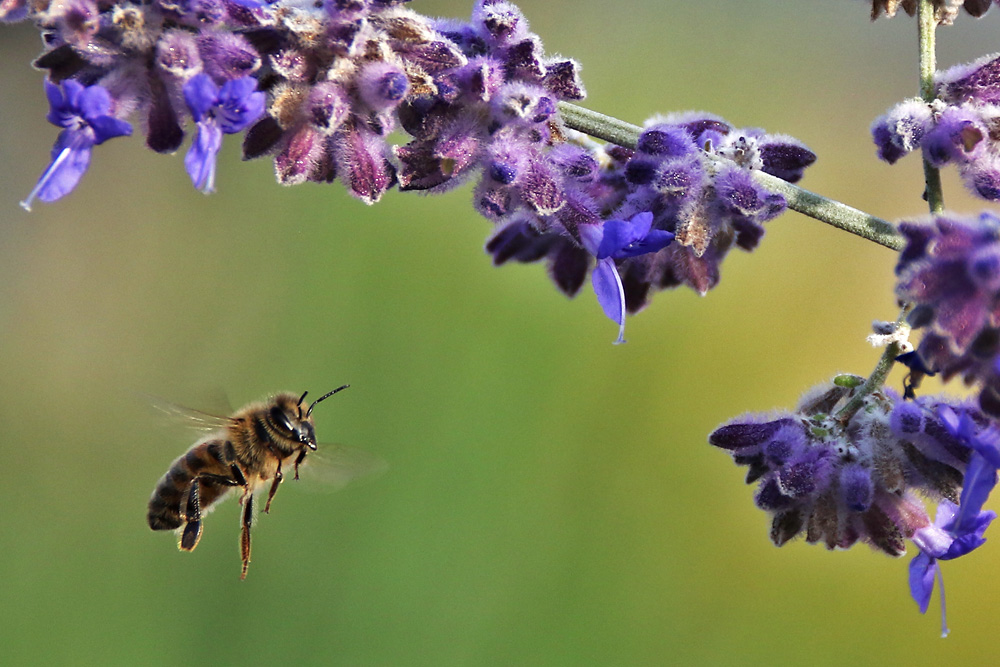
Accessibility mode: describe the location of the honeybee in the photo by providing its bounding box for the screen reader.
[146,386,380,579]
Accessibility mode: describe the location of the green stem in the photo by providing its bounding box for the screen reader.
[919,0,945,214]
[557,102,904,251]
[835,305,914,423]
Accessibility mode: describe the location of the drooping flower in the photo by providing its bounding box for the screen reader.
[183,74,265,193]
[20,80,132,211]
[579,212,674,343]
[908,405,999,636]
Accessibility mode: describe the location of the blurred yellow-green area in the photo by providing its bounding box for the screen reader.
[2,1,999,664]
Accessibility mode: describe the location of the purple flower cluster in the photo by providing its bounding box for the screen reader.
[895,212,1000,415]
[709,378,976,556]
[486,114,814,339]
[712,375,1000,629]
[8,0,816,340]
[867,0,1000,23]
[9,0,586,204]
[872,53,1000,200]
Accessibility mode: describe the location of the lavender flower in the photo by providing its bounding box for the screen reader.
[486,116,813,334]
[709,379,974,556]
[873,53,1000,200]
[10,0,814,340]
[712,373,1000,630]
[894,212,1000,415]
[20,80,132,211]
[184,74,265,193]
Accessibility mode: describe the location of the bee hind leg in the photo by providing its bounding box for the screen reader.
[240,490,253,580]
[179,479,204,551]
[179,471,244,552]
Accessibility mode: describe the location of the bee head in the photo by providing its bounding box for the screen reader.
[269,385,349,450]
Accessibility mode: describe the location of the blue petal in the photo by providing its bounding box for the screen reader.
[618,228,675,258]
[592,257,626,344]
[969,426,1000,468]
[597,212,653,259]
[184,74,220,122]
[60,79,85,112]
[44,80,66,115]
[909,552,937,614]
[217,78,265,134]
[77,85,113,124]
[955,453,998,527]
[578,222,603,256]
[89,116,133,145]
[185,123,223,193]
[21,134,92,210]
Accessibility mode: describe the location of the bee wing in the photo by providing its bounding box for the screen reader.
[295,444,388,491]
[144,394,233,435]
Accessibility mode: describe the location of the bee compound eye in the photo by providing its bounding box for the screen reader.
[269,406,294,433]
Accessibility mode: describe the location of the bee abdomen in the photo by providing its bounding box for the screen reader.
[147,442,230,531]
[147,468,188,530]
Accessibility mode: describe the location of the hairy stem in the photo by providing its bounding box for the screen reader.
[835,305,914,423]
[919,0,944,214]
[557,101,904,251]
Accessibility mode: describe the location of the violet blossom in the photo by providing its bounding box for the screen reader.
[909,405,999,636]
[184,74,265,193]
[20,80,132,211]
[579,212,674,343]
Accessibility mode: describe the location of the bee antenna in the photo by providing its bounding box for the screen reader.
[307,384,349,417]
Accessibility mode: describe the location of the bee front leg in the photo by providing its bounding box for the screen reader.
[263,460,283,515]
[240,490,253,580]
[293,449,308,480]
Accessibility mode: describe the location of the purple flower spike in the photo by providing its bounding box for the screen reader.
[579,212,674,343]
[21,80,132,211]
[183,74,265,193]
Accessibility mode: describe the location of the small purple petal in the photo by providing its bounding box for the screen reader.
[184,74,220,122]
[591,257,626,344]
[597,212,652,259]
[909,552,937,614]
[185,123,223,193]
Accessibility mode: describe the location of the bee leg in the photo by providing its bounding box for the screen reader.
[293,449,307,480]
[240,490,253,580]
[222,441,248,487]
[263,461,283,515]
[179,479,204,551]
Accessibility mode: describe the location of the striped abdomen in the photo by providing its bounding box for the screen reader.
[147,439,241,531]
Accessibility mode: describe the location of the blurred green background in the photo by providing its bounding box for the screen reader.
[1,1,999,664]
